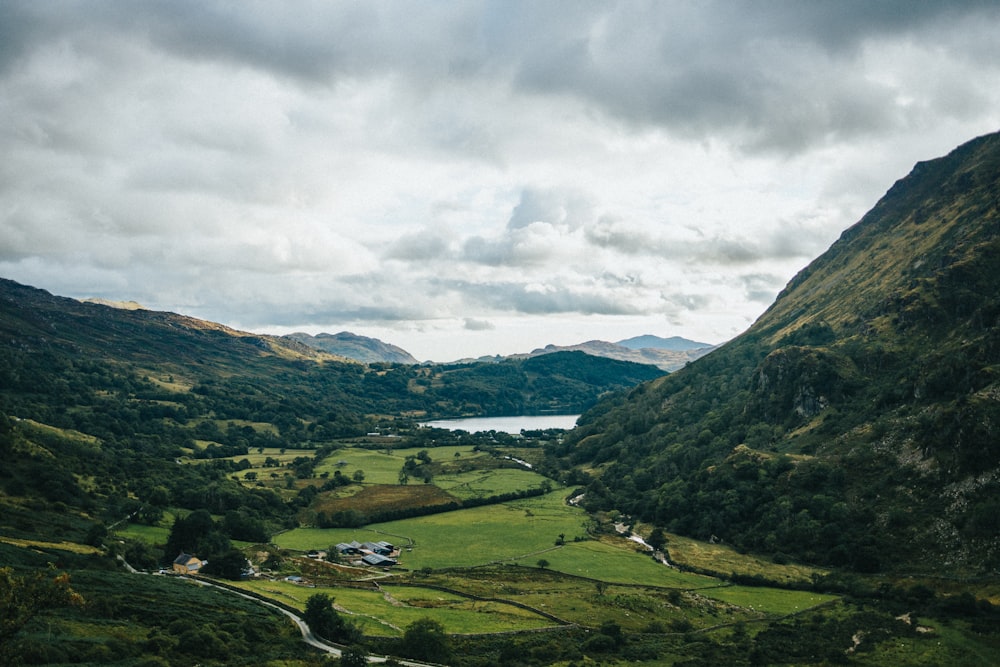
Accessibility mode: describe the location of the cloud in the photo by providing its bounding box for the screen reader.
[1,1,999,360]
[463,317,494,331]
[507,187,593,230]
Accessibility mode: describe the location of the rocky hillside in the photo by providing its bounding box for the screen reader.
[553,131,1000,575]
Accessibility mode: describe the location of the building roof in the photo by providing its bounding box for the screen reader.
[361,553,396,566]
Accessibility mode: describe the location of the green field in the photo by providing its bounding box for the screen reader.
[276,490,589,569]
[434,467,556,500]
[698,585,839,616]
[234,579,556,636]
[512,538,720,588]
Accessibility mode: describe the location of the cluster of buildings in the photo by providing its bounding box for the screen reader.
[334,539,399,567]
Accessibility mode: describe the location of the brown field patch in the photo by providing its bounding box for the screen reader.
[313,484,460,516]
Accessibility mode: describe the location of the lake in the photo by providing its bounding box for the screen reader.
[420,414,580,434]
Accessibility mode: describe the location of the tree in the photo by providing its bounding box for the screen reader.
[647,527,667,552]
[536,558,550,569]
[165,509,224,557]
[0,566,84,664]
[303,593,359,644]
[202,548,247,580]
[352,469,365,483]
[401,617,451,663]
[339,645,368,667]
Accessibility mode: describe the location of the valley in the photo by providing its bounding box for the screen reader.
[4,131,1000,665]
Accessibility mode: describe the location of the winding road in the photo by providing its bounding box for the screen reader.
[169,573,442,666]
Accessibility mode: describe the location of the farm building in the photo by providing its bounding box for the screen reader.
[335,542,361,555]
[172,553,203,574]
[361,541,393,556]
[361,553,397,567]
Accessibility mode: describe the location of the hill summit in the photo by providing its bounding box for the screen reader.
[556,130,1000,575]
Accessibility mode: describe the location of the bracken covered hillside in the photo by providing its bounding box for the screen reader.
[554,131,1000,575]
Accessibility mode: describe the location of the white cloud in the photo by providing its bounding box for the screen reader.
[1,1,999,360]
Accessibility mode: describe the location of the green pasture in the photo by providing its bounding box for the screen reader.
[392,444,488,461]
[275,491,589,569]
[697,585,839,616]
[311,445,489,485]
[512,538,721,588]
[113,511,177,546]
[507,583,752,633]
[349,584,555,635]
[313,447,403,484]
[235,580,554,636]
[115,522,171,546]
[664,531,828,584]
[434,467,557,500]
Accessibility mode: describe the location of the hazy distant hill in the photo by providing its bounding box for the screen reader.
[284,331,419,364]
[521,338,715,371]
[616,334,711,351]
[555,130,1000,575]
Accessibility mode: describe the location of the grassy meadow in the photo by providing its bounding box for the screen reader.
[275,490,590,569]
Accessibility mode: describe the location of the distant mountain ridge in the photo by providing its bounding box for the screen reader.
[616,334,711,351]
[284,331,418,364]
[520,338,715,371]
[288,330,714,369]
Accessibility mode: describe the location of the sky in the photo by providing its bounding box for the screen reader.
[2,2,1000,362]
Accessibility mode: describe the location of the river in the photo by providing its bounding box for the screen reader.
[420,414,580,434]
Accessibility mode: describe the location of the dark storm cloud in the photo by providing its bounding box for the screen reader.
[7,1,996,151]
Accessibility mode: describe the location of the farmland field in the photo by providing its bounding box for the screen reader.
[234,579,556,636]
[435,467,555,500]
[275,490,590,569]
[697,585,839,616]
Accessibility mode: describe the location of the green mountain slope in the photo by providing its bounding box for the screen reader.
[0,279,661,428]
[553,131,1000,575]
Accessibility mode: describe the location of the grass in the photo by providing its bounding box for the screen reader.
[114,522,171,545]
[434,467,555,500]
[313,447,408,484]
[0,536,101,555]
[512,538,720,588]
[275,490,590,569]
[856,615,1000,666]
[697,585,839,616]
[234,579,556,636]
[664,531,828,584]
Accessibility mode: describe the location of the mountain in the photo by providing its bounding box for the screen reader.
[521,338,715,371]
[616,334,712,351]
[554,131,1000,575]
[0,278,662,427]
[284,331,419,364]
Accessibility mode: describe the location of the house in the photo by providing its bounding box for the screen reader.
[172,553,203,574]
[335,543,360,555]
